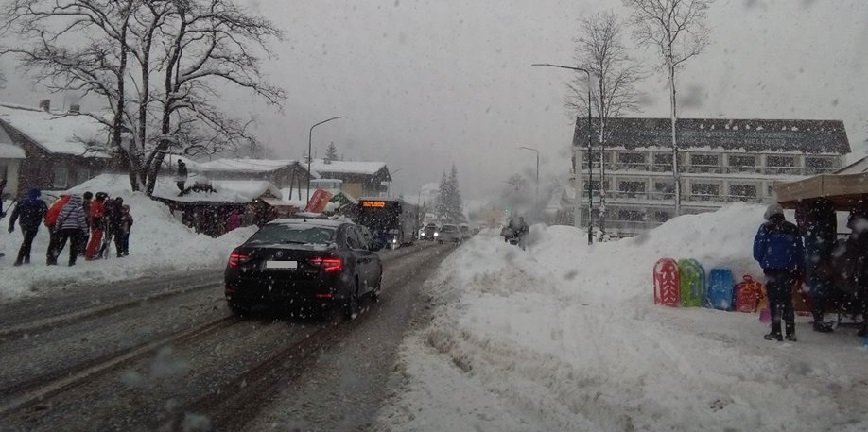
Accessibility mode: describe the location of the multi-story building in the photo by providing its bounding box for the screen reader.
[568,117,851,237]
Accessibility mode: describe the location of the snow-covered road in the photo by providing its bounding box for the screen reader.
[375,206,868,432]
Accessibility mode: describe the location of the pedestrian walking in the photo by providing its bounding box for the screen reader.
[44,195,71,265]
[0,178,7,259]
[176,160,188,193]
[85,192,108,260]
[753,204,805,341]
[114,204,133,256]
[80,191,93,257]
[838,209,868,337]
[8,188,47,266]
[100,197,123,258]
[54,195,89,266]
[796,199,837,332]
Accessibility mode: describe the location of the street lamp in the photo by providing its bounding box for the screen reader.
[518,146,539,206]
[307,116,341,204]
[531,63,594,245]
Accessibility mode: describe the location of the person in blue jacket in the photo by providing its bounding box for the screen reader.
[8,188,47,266]
[754,203,805,341]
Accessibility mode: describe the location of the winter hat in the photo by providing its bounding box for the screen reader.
[764,203,784,220]
[26,188,41,200]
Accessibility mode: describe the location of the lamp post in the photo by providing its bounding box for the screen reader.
[307,116,341,204]
[518,146,539,206]
[531,63,594,245]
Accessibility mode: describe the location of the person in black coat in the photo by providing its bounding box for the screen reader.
[8,188,48,266]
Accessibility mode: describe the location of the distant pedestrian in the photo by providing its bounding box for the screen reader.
[176,160,188,192]
[226,209,241,232]
[0,178,7,258]
[8,188,47,266]
[796,199,837,333]
[85,192,108,260]
[80,191,93,257]
[115,204,133,256]
[100,197,123,258]
[753,203,805,342]
[54,195,89,266]
[839,209,868,337]
[516,216,530,251]
[44,195,71,265]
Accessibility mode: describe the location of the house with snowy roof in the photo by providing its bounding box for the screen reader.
[0,100,112,198]
[569,117,851,237]
[308,158,390,199]
[173,157,315,201]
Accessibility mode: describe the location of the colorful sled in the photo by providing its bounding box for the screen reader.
[706,268,735,311]
[735,274,764,313]
[678,258,705,307]
[653,258,681,306]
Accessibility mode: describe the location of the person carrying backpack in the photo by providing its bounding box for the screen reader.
[754,203,805,342]
[44,194,71,265]
[54,195,89,266]
[8,188,48,266]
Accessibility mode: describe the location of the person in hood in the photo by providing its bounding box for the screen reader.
[8,188,48,266]
[796,199,837,333]
[54,194,89,266]
[85,192,107,260]
[754,203,805,342]
[114,204,133,256]
[44,194,71,265]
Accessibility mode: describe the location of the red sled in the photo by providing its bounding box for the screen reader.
[653,258,681,306]
[735,275,764,313]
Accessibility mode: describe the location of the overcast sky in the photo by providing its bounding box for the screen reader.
[1,0,866,200]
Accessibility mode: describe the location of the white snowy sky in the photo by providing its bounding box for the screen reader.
[1,0,866,199]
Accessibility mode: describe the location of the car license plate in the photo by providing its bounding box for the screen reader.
[266,261,298,270]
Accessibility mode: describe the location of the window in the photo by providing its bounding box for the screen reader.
[345,226,364,249]
[690,154,720,171]
[76,169,90,185]
[617,209,645,221]
[53,167,69,188]
[618,152,646,165]
[728,155,756,169]
[652,153,672,171]
[651,211,671,222]
[729,184,757,201]
[805,156,835,174]
[246,224,337,245]
[767,155,795,167]
[691,183,720,200]
[653,181,675,199]
[618,181,646,198]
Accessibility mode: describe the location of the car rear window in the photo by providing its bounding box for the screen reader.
[246,224,337,245]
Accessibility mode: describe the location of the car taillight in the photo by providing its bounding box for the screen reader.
[308,256,343,272]
[228,251,250,268]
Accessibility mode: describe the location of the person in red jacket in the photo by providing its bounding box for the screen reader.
[85,192,108,260]
[44,194,71,265]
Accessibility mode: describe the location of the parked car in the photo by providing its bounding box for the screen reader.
[224,219,382,318]
[437,224,462,243]
[421,223,438,241]
[459,224,472,239]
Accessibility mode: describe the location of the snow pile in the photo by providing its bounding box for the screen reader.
[0,175,255,301]
[378,204,868,431]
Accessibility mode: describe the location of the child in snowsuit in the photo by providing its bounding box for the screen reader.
[114,204,133,256]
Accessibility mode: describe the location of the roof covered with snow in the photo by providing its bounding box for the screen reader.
[575,117,851,154]
[153,179,285,203]
[0,143,25,159]
[836,155,868,174]
[0,103,111,157]
[193,158,301,173]
[309,158,388,177]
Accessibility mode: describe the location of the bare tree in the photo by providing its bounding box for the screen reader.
[624,0,712,216]
[142,0,285,194]
[566,12,642,234]
[2,0,286,195]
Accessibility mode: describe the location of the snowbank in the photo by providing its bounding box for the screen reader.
[377,204,868,431]
[0,175,255,301]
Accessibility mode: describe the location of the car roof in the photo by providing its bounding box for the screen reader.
[267,218,347,228]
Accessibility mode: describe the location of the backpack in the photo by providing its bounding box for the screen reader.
[44,195,71,228]
[735,275,764,313]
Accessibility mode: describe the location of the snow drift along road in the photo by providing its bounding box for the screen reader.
[377,204,868,432]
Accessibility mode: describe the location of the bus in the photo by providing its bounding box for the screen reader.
[356,198,418,250]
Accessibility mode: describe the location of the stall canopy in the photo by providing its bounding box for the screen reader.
[774,155,868,209]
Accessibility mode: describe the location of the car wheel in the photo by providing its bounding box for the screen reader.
[370,275,383,303]
[345,281,360,320]
[228,301,251,317]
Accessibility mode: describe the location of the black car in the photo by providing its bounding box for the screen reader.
[224,219,383,318]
